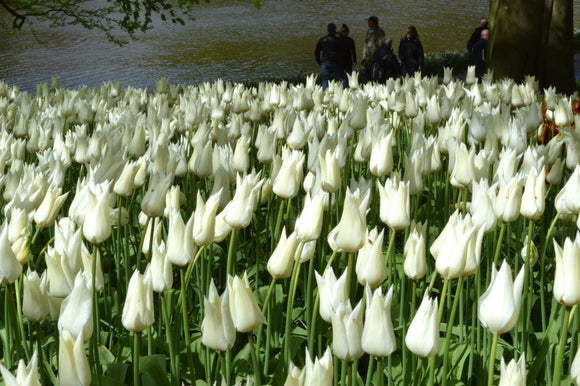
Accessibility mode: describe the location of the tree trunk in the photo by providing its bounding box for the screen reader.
[488,0,575,94]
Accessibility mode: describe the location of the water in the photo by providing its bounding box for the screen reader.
[0,0,578,92]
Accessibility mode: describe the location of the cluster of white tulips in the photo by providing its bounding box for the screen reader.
[0,69,579,386]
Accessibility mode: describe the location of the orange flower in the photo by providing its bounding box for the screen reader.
[572,99,580,115]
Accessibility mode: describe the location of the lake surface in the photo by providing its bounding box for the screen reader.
[0,0,579,92]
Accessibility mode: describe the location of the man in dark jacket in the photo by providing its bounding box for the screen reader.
[467,17,488,64]
[315,23,348,90]
[339,24,357,75]
[472,28,488,81]
[371,37,401,83]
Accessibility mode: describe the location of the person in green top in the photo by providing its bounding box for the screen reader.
[361,15,385,82]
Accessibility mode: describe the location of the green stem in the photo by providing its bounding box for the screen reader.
[180,268,195,381]
[552,306,571,386]
[347,360,354,386]
[540,213,560,331]
[161,293,178,385]
[274,199,286,242]
[135,216,152,273]
[437,277,450,324]
[14,277,30,360]
[487,333,498,386]
[522,219,534,355]
[385,228,396,289]
[227,228,238,275]
[248,333,262,386]
[284,257,302,364]
[257,277,276,376]
[324,250,338,273]
[346,252,354,299]
[219,351,227,385]
[492,222,506,266]
[442,277,463,385]
[134,331,141,386]
[377,356,384,386]
[92,243,101,385]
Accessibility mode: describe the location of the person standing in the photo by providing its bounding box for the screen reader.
[361,16,385,82]
[398,25,424,76]
[467,17,489,63]
[472,28,488,81]
[371,37,401,83]
[339,24,357,75]
[315,22,348,90]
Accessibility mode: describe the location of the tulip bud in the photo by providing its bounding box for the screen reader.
[151,241,173,293]
[478,260,524,334]
[553,234,580,306]
[554,165,580,215]
[0,350,41,386]
[22,269,49,323]
[58,273,93,341]
[8,208,29,245]
[405,291,439,357]
[113,160,138,197]
[465,65,476,85]
[554,98,571,127]
[404,220,428,280]
[45,247,75,298]
[403,150,424,195]
[520,167,546,220]
[141,173,173,218]
[122,266,155,332]
[362,285,396,357]
[228,272,264,332]
[431,210,483,280]
[355,227,387,288]
[294,192,325,242]
[58,329,91,386]
[201,279,236,351]
[232,136,250,173]
[0,224,22,285]
[521,235,538,267]
[82,180,113,244]
[572,345,580,385]
[273,148,305,199]
[267,227,299,279]
[494,175,524,223]
[331,300,364,361]
[369,129,395,177]
[327,188,367,253]
[498,354,526,386]
[315,267,348,323]
[188,141,213,178]
[318,149,342,194]
[166,209,196,266]
[284,362,303,386]
[377,172,411,230]
[81,247,104,292]
[470,179,498,234]
[33,185,69,228]
[224,171,264,230]
[302,347,333,386]
[193,189,221,246]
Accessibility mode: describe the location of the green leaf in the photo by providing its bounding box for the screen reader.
[105,363,130,384]
[140,354,169,386]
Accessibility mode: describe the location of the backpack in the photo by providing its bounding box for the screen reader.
[373,51,402,83]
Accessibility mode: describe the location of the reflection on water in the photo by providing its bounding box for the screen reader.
[0,0,578,92]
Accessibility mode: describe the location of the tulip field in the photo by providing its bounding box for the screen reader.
[1,70,580,385]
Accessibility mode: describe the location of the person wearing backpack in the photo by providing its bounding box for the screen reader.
[371,37,402,83]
